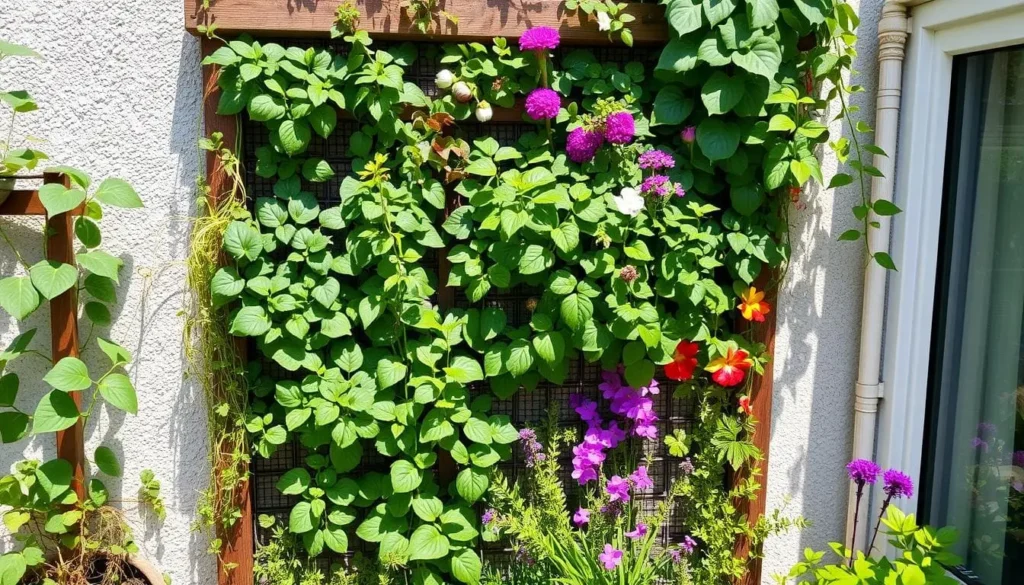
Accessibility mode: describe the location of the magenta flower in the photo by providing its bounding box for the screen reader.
[625,523,648,540]
[604,111,635,144]
[598,544,623,571]
[573,507,590,527]
[638,149,675,170]
[519,428,546,468]
[525,88,561,120]
[669,549,682,563]
[630,466,654,490]
[1013,450,1024,467]
[681,535,697,554]
[882,469,914,499]
[575,398,601,426]
[481,508,496,524]
[606,475,631,503]
[846,459,881,485]
[681,126,696,144]
[566,127,605,163]
[519,26,560,51]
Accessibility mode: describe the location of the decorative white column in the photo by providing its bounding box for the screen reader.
[846,0,910,553]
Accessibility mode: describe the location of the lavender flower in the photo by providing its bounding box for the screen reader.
[846,459,881,485]
[525,88,561,120]
[882,469,914,499]
[604,111,635,144]
[519,428,546,468]
[519,27,560,51]
[669,549,682,564]
[681,535,697,554]
[482,508,496,525]
[679,458,694,475]
[566,127,605,163]
[638,149,676,170]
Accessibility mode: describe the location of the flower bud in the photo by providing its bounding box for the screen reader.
[452,81,473,103]
[619,265,638,283]
[435,69,454,89]
[475,100,493,123]
[681,126,696,144]
[525,297,539,313]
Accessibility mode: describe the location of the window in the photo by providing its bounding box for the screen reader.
[922,47,1024,585]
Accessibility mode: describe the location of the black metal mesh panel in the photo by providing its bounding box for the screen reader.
[243,37,694,562]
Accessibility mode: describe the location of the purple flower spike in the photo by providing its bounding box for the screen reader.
[482,508,496,524]
[846,459,881,485]
[882,469,914,499]
[525,88,561,120]
[566,127,605,163]
[638,149,676,170]
[604,111,635,144]
[519,26,560,51]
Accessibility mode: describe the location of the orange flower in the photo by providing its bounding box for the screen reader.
[705,347,752,387]
[738,287,770,322]
[665,341,699,381]
[739,395,753,416]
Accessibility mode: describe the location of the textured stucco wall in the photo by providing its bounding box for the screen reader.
[0,1,214,583]
[761,0,882,581]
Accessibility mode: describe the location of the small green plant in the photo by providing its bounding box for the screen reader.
[402,0,458,34]
[331,2,361,39]
[564,0,636,46]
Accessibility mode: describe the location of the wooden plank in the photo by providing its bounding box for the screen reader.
[732,273,777,585]
[185,0,668,44]
[46,172,86,503]
[203,36,256,585]
[0,189,85,216]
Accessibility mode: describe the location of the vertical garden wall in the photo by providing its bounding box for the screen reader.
[185,1,873,584]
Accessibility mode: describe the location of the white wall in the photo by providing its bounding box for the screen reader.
[762,0,882,581]
[0,1,214,583]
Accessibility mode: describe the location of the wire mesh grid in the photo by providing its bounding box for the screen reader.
[243,38,694,567]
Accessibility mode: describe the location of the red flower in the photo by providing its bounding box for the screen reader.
[705,348,752,387]
[739,395,753,416]
[738,287,770,323]
[665,341,699,381]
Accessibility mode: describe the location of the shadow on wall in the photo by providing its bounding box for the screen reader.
[766,0,883,577]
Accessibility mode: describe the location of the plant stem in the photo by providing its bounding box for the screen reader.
[866,494,892,555]
[849,480,864,567]
[539,52,553,150]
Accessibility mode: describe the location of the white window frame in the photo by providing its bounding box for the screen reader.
[876,0,1024,520]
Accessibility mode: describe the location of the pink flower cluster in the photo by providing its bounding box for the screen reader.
[641,175,685,198]
[525,88,561,120]
[600,370,660,440]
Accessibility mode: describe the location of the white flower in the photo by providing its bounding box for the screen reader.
[475,101,493,123]
[452,81,473,103]
[613,187,645,217]
[596,11,612,32]
[435,69,454,89]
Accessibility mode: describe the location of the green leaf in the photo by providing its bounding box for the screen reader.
[652,86,693,126]
[0,412,29,443]
[29,261,78,300]
[84,274,116,304]
[309,104,338,139]
[455,467,489,504]
[96,337,131,365]
[230,306,272,337]
[874,252,897,271]
[0,373,17,407]
[518,245,552,275]
[98,373,138,415]
[747,0,780,28]
[74,217,102,248]
[701,72,745,115]
[732,36,782,79]
[88,478,109,506]
[278,119,312,156]
[408,525,449,561]
[412,496,443,522]
[277,468,311,495]
[94,446,121,477]
[288,501,316,534]
[390,460,423,493]
[450,548,482,585]
[873,200,902,216]
[32,390,80,433]
[656,37,700,73]
[0,329,36,366]
[37,184,85,216]
[248,94,287,121]
[77,251,123,283]
[93,178,143,208]
[666,0,703,37]
[703,0,737,26]
[532,331,565,364]
[44,357,91,391]
[838,229,861,242]
[730,185,763,216]
[696,118,741,161]
[768,114,796,132]
[504,340,534,378]
[560,293,593,331]
[0,553,27,585]
[36,459,72,501]
[466,158,497,177]
[0,277,40,320]
[463,416,493,445]
[377,358,408,389]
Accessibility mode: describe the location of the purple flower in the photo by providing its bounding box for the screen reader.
[604,111,635,144]
[1013,450,1024,467]
[679,458,694,475]
[600,500,623,517]
[882,469,914,499]
[972,437,990,452]
[641,175,672,198]
[598,544,623,571]
[625,523,648,540]
[566,127,604,163]
[573,507,590,526]
[606,475,631,503]
[525,88,561,120]
[575,398,601,426]
[681,535,697,555]
[482,508,496,525]
[680,126,696,144]
[519,26,560,51]
[846,459,881,485]
[1014,481,1024,493]
[668,549,682,564]
[630,465,654,490]
[519,428,546,468]
[638,149,675,170]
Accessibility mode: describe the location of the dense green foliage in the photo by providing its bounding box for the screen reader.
[203,0,873,583]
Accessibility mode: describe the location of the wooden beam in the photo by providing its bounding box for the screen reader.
[203,36,256,585]
[732,272,778,585]
[185,0,668,44]
[0,189,85,216]
[45,172,86,503]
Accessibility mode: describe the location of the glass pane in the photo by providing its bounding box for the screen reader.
[923,47,1024,585]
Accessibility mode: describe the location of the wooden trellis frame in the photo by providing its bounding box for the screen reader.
[188,3,777,584]
[0,173,86,501]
